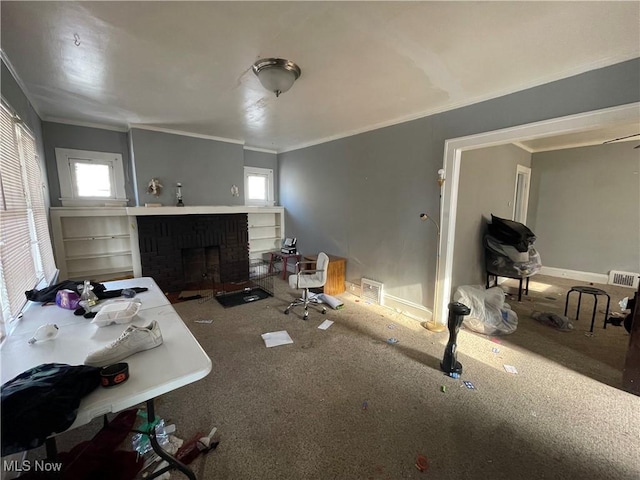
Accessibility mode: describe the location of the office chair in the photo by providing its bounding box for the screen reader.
[284,252,329,320]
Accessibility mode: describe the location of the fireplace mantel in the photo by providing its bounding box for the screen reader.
[126,206,283,216]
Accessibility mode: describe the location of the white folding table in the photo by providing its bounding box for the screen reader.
[1,277,212,479]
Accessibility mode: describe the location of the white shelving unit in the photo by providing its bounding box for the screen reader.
[248,210,284,260]
[50,207,136,281]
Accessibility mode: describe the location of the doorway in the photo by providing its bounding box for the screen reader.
[434,102,640,324]
[512,165,531,224]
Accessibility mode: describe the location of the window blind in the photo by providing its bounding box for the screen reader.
[0,103,56,333]
[18,124,57,283]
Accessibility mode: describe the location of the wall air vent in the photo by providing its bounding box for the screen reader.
[608,270,639,289]
[361,278,384,305]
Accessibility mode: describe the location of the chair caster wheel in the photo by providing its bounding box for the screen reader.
[322,308,327,314]
[284,309,290,315]
[303,313,309,320]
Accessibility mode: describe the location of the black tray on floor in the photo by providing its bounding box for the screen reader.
[215,287,272,308]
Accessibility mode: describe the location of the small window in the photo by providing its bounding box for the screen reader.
[244,167,274,206]
[72,161,113,197]
[56,148,127,206]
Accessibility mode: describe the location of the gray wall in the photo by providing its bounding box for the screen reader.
[243,148,279,203]
[1,61,48,208]
[243,149,277,170]
[129,128,245,207]
[279,58,640,310]
[41,122,133,206]
[38,124,276,207]
[528,142,640,275]
[453,145,532,289]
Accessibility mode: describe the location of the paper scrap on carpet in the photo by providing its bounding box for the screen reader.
[503,364,518,374]
[318,319,334,330]
[261,330,293,348]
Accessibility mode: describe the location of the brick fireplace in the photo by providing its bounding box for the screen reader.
[136,214,249,293]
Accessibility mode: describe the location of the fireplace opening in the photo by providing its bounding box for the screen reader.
[182,246,221,291]
[136,213,251,295]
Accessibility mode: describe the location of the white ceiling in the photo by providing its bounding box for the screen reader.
[2,1,639,153]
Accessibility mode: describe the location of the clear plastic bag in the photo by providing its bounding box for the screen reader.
[453,285,518,335]
[485,236,542,277]
[132,418,169,456]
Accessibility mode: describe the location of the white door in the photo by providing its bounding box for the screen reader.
[512,165,531,224]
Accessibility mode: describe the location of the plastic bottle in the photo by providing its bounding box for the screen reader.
[80,280,98,308]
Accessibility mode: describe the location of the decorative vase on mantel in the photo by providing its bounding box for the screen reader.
[176,182,185,207]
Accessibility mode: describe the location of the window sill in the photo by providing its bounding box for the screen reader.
[59,198,128,207]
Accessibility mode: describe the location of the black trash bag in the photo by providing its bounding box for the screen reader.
[487,214,536,253]
[25,280,106,304]
[25,281,148,304]
[1,363,101,456]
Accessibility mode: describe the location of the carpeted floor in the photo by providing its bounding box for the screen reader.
[22,275,640,480]
[498,274,634,389]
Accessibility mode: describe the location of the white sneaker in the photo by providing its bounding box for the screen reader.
[85,321,163,367]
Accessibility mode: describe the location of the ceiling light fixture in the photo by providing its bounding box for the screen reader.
[252,58,301,97]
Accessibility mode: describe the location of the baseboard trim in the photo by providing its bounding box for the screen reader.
[345,281,432,322]
[383,294,433,322]
[538,266,609,285]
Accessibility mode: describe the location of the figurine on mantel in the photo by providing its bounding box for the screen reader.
[176,182,185,207]
[146,178,163,197]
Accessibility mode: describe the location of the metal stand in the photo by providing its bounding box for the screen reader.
[564,286,611,335]
[45,437,58,461]
[486,272,530,301]
[42,403,194,480]
[440,302,471,374]
[145,399,196,480]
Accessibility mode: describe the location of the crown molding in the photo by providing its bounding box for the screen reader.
[512,142,534,153]
[130,124,244,145]
[44,116,129,132]
[243,146,277,154]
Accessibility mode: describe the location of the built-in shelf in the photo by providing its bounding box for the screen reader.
[66,251,133,261]
[51,207,137,281]
[67,267,134,279]
[64,234,131,242]
[247,210,284,260]
[250,248,281,255]
[249,234,282,241]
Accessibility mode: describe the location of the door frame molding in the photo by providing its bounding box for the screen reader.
[512,164,532,223]
[434,102,640,324]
